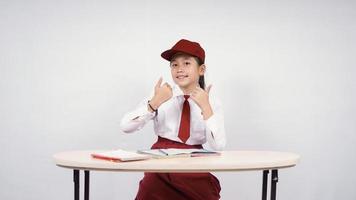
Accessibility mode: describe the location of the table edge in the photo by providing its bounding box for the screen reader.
[56,164,297,172]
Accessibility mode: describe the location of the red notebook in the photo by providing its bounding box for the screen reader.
[91,149,151,162]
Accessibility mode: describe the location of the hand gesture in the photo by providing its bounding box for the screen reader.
[150,77,173,109]
[190,85,212,112]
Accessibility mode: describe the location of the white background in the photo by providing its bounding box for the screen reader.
[1,0,355,199]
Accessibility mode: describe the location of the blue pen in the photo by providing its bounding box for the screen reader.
[158,149,168,156]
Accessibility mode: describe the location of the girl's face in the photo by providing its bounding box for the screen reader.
[170,53,205,90]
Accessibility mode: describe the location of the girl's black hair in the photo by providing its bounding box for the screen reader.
[194,57,205,89]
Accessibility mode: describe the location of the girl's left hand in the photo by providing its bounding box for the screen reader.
[190,85,212,113]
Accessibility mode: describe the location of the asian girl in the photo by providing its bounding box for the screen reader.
[120,39,226,200]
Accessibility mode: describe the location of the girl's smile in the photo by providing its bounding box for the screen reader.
[176,74,189,79]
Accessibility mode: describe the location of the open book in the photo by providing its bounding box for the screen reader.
[137,148,221,158]
[91,149,152,162]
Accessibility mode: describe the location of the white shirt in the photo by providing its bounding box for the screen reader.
[120,84,226,150]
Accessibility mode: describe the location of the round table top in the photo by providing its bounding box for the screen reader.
[53,150,300,172]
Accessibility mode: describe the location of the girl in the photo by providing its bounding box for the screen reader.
[120,39,226,200]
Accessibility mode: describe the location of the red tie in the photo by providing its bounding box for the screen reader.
[178,95,190,143]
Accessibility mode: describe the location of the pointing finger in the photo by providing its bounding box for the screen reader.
[155,77,163,89]
[206,84,212,94]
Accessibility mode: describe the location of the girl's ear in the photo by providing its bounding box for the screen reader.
[199,64,206,75]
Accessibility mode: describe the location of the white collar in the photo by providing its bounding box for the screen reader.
[172,84,200,98]
[172,84,185,97]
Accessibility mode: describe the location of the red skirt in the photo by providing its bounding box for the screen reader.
[135,136,221,200]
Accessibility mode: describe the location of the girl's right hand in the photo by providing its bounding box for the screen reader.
[149,77,173,110]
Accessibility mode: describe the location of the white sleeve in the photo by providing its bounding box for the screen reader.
[204,97,227,151]
[120,94,156,133]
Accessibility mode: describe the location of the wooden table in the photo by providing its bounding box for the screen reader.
[53,150,300,200]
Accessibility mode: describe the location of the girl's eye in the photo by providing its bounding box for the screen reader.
[171,63,177,67]
[184,62,190,65]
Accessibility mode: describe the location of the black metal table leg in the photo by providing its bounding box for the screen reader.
[270,169,279,200]
[85,170,90,200]
[73,170,80,200]
[262,170,269,200]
